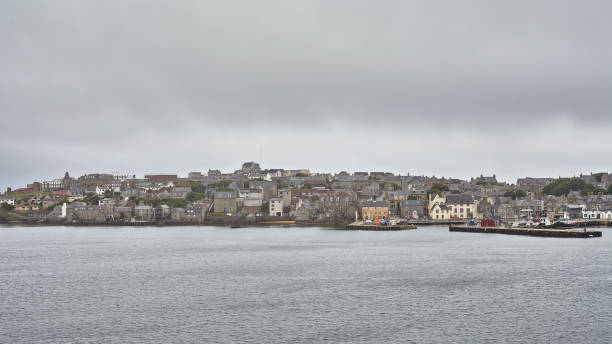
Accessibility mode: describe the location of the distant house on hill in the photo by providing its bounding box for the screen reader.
[14,202,39,212]
[144,174,178,183]
[0,195,15,206]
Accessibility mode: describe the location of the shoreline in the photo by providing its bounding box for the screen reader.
[0,219,351,229]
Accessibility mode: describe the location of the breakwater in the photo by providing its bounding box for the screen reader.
[346,222,417,231]
[449,225,602,238]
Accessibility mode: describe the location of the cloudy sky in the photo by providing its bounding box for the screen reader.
[1,0,610,189]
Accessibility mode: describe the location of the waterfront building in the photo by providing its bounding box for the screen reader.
[269,197,283,216]
[428,193,479,220]
[214,191,237,213]
[400,199,426,219]
[361,200,389,220]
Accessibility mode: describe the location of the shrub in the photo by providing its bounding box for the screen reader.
[543,178,585,196]
[504,189,527,199]
[1,203,15,211]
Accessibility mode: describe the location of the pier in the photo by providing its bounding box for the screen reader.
[449,225,602,238]
[346,222,417,231]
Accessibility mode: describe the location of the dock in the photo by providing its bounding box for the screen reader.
[256,220,296,225]
[449,225,602,238]
[346,222,417,231]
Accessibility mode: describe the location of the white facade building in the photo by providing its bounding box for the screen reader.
[269,198,283,216]
[0,195,15,206]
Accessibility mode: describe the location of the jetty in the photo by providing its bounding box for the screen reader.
[449,224,602,238]
[256,220,296,225]
[346,221,417,231]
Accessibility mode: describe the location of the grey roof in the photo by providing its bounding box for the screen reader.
[400,200,424,206]
[362,200,388,207]
[445,194,474,205]
[135,205,153,210]
[214,191,235,199]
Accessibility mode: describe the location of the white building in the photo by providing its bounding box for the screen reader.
[582,209,612,219]
[95,185,112,196]
[0,195,15,206]
[61,202,68,218]
[428,193,479,220]
[269,198,283,216]
[239,189,264,207]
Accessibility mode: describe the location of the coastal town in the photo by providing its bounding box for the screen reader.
[1,162,611,226]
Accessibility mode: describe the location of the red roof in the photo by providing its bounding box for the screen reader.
[15,202,37,207]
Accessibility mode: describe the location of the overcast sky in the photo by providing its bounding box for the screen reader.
[1,0,610,190]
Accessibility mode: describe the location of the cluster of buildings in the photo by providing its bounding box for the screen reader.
[1,163,611,224]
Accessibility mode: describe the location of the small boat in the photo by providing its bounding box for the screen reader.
[230,223,241,228]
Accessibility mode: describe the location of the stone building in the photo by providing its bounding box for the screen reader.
[400,200,426,219]
[214,191,237,213]
[361,200,389,220]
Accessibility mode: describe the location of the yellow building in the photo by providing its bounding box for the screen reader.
[361,201,389,220]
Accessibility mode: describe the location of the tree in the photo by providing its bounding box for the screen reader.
[83,193,100,205]
[581,183,607,196]
[1,203,15,211]
[427,183,449,196]
[431,183,449,192]
[186,192,207,202]
[542,178,585,196]
[190,183,206,193]
[504,189,527,200]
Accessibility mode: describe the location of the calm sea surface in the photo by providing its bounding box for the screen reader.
[1,225,611,343]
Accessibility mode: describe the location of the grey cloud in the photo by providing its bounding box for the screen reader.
[1,0,611,189]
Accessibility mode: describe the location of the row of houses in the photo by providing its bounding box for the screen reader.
[2,165,610,223]
[360,193,480,221]
[59,202,211,223]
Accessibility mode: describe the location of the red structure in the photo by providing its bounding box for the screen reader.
[481,217,496,227]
